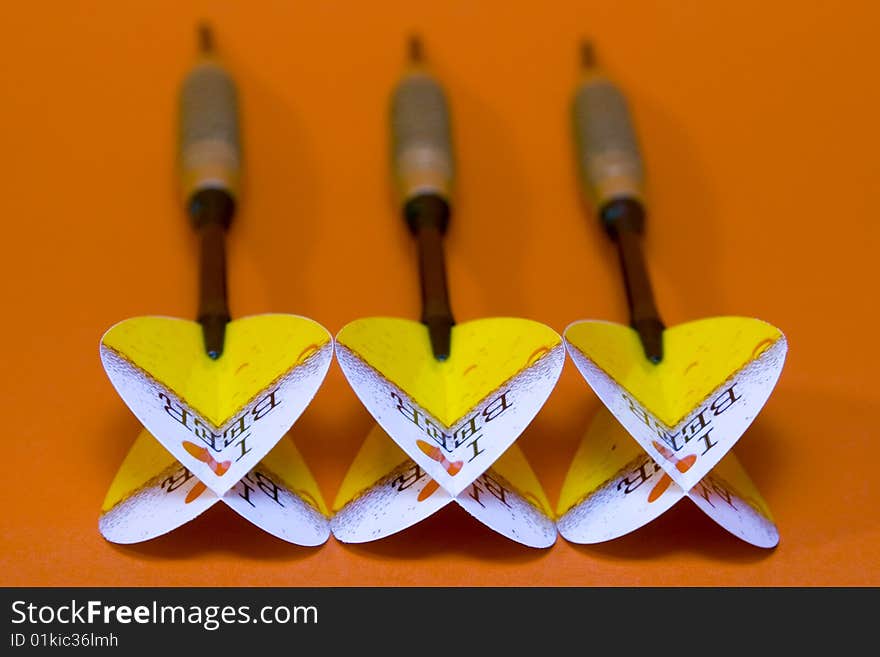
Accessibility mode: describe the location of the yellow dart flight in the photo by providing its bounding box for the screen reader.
[333,38,562,546]
[99,26,332,515]
[559,43,786,546]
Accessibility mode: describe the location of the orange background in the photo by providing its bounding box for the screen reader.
[1,1,878,586]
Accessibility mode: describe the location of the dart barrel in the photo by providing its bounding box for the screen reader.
[178,46,242,211]
[390,57,455,218]
[572,55,646,230]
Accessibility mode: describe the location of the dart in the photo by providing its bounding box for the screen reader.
[331,37,563,546]
[98,24,333,500]
[558,42,787,546]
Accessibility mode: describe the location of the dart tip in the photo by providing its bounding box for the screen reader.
[425,317,453,362]
[632,318,665,364]
[408,34,424,64]
[200,314,227,360]
[580,40,596,69]
[197,21,214,54]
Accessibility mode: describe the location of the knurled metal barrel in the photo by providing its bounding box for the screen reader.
[572,73,645,211]
[391,70,455,206]
[178,58,241,205]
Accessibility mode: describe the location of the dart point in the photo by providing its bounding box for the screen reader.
[580,40,596,69]
[408,33,424,64]
[198,22,214,54]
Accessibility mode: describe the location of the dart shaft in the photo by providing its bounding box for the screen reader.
[391,37,456,360]
[410,195,455,361]
[573,43,664,363]
[178,27,242,203]
[192,189,235,359]
[617,225,659,325]
[607,200,665,363]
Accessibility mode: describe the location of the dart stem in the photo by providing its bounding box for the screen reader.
[602,198,665,363]
[198,21,214,54]
[191,189,234,359]
[407,194,455,361]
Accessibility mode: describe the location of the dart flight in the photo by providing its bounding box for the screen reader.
[336,317,562,496]
[565,317,786,492]
[102,315,332,496]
